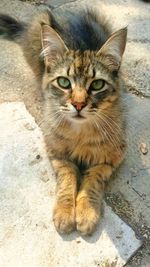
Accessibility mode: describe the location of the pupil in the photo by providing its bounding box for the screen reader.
[64,80,68,85]
[58,77,70,88]
[94,80,102,89]
[63,79,68,86]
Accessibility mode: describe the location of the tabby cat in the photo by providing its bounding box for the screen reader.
[0,7,127,235]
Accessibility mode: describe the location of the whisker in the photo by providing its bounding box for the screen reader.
[94,113,123,154]
[95,112,122,137]
[98,111,122,136]
[91,118,105,145]
[39,110,61,127]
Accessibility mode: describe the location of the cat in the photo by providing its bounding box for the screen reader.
[0,7,127,235]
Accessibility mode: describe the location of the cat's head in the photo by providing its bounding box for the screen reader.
[41,24,127,127]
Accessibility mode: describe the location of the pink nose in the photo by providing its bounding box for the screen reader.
[72,102,86,111]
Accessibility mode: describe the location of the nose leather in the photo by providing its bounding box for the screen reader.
[72,102,86,111]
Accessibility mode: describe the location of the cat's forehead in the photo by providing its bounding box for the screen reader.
[67,51,94,77]
[65,50,96,77]
[63,50,110,79]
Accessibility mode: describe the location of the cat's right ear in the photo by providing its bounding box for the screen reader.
[41,24,68,66]
[97,27,127,71]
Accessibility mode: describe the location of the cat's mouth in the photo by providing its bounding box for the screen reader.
[72,113,86,120]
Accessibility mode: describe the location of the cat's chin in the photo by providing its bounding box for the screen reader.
[71,114,86,122]
[70,115,87,123]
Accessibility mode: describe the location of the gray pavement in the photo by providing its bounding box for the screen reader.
[0,0,150,266]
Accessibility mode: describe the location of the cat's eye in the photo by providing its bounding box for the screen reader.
[90,79,105,91]
[57,77,71,89]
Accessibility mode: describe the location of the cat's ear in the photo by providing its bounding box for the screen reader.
[97,27,127,71]
[41,24,68,65]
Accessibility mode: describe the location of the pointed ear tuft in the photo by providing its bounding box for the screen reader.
[97,27,127,71]
[41,24,68,65]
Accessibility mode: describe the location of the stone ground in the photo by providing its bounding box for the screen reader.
[0,0,150,266]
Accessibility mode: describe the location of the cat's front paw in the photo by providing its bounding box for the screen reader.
[76,197,100,235]
[53,204,75,234]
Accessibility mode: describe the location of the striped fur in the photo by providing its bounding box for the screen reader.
[0,8,127,235]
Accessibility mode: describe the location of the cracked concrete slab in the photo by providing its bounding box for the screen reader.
[0,102,142,267]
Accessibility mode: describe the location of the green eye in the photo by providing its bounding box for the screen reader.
[57,77,71,89]
[90,79,105,91]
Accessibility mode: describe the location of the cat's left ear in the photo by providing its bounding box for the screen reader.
[41,24,69,65]
[97,27,127,71]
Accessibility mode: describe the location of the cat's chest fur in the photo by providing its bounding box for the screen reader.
[46,125,110,166]
[71,139,106,166]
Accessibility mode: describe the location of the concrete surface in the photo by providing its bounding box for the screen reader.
[0,102,142,267]
[0,0,150,266]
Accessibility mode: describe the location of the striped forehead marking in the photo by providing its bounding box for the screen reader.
[67,53,96,78]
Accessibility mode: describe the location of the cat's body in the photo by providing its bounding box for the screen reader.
[0,7,127,235]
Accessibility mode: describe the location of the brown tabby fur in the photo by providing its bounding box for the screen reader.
[0,8,127,235]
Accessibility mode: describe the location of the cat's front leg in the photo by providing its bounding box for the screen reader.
[76,164,113,235]
[52,159,79,234]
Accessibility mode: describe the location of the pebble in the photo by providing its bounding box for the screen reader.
[140,143,148,155]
